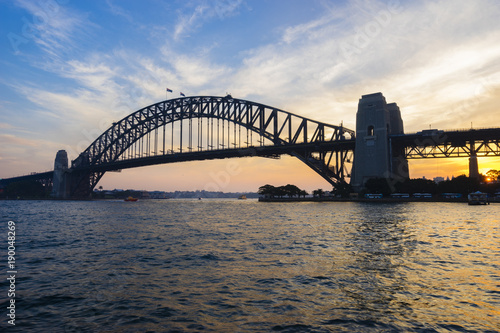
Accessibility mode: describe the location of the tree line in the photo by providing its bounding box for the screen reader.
[258,184,308,198]
[365,171,500,197]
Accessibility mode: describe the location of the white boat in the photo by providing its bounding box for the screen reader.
[467,191,488,205]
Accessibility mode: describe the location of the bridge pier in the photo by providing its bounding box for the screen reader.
[469,140,480,180]
[51,150,70,199]
[469,155,479,180]
[351,93,409,192]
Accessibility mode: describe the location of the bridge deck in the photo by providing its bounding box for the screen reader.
[74,141,356,173]
[391,128,500,158]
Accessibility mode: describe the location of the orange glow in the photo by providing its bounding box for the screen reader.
[94,155,500,193]
[409,157,500,180]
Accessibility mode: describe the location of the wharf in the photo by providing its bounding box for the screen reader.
[258,197,472,203]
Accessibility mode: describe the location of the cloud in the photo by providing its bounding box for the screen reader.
[0,132,64,176]
[219,0,500,130]
[14,0,500,134]
[13,0,92,58]
[167,53,233,89]
[105,0,135,23]
[4,0,500,184]
[173,0,244,41]
[0,133,40,147]
[0,123,16,130]
[10,0,500,127]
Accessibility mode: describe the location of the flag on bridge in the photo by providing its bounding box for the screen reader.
[180,92,185,97]
[166,88,173,93]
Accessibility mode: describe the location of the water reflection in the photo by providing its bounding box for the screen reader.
[2,200,499,332]
[323,203,415,329]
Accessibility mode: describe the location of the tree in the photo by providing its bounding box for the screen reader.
[364,178,392,196]
[313,189,324,198]
[258,184,308,198]
[275,186,287,198]
[395,178,437,194]
[333,182,352,198]
[258,184,277,197]
[437,175,479,196]
[486,169,500,182]
[283,184,301,197]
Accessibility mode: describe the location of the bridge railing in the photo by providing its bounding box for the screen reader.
[399,127,500,136]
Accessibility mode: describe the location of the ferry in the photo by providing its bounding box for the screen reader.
[467,191,488,205]
[238,195,247,200]
[413,193,432,198]
[124,196,138,202]
[364,193,383,199]
[391,193,410,198]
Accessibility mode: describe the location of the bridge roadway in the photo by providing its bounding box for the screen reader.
[0,140,356,187]
[390,127,500,158]
[0,171,54,186]
[72,140,356,173]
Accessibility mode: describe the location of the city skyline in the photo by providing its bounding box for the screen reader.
[1,0,500,192]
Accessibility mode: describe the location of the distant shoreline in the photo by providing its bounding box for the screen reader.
[258,197,499,203]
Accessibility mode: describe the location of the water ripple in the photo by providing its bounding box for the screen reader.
[1,200,499,332]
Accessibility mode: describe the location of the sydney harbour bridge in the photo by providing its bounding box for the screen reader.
[1,93,500,199]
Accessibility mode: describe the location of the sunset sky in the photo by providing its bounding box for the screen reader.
[1,0,500,192]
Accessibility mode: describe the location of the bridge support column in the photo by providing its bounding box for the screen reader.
[51,150,70,199]
[351,92,409,192]
[469,141,480,180]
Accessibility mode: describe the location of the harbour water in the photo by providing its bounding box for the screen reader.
[1,199,499,332]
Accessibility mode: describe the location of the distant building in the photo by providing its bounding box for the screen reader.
[149,191,168,199]
[433,177,445,183]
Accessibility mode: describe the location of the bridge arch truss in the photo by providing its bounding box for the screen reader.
[70,96,355,197]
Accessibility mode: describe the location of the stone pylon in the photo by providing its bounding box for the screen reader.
[51,150,69,199]
[351,93,409,191]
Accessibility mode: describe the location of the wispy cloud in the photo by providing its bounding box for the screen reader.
[0,133,40,147]
[11,0,500,131]
[173,0,244,41]
[13,0,93,58]
[222,0,500,130]
[4,0,500,182]
[0,122,19,130]
[105,0,135,23]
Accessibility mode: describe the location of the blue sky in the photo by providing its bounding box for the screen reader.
[1,0,500,192]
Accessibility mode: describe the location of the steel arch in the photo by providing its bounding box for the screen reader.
[70,95,355,197]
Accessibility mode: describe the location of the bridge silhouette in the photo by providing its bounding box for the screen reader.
[2,94,500,199]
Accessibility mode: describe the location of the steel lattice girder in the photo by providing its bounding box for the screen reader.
[390,129,500,159]
[69,96,356,196]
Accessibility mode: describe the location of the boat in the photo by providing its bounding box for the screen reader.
[238,195,247,200]
[364,193,382,199]
[467,191,488,205]
[124,196,138,202]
